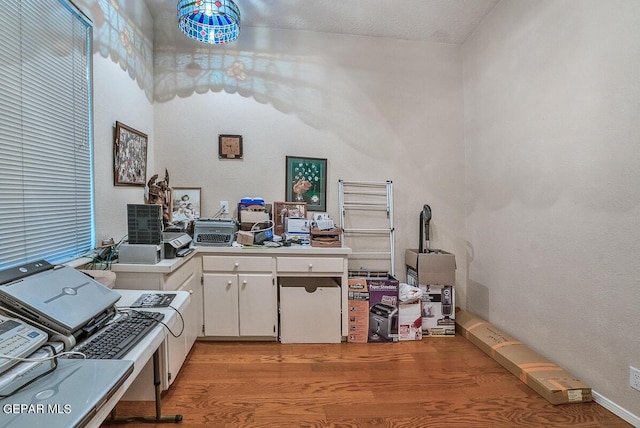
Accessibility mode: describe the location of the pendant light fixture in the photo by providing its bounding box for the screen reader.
[177,0,241,45]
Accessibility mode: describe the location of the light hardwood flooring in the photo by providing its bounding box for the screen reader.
[106,337,631,427]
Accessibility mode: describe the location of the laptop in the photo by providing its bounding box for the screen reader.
[0,264,121,336]
[0,358,134,428]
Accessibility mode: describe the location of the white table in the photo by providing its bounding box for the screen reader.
[90,289,189,426]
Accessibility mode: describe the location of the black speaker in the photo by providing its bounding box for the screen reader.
[127,204,163,245]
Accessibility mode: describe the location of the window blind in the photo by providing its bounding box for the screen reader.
[0,0,94,270]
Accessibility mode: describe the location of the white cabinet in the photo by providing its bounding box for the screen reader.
[199,248,351,341]
[166,262,200,385]
[202,273,275,337]
[111,254,201,397]
[202,255,276,338]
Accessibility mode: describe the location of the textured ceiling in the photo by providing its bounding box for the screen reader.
[146,0,500,45]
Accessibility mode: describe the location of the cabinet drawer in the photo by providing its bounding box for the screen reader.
[202,255,273,272]
[277,257,344,273]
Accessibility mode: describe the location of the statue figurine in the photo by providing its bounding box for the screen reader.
[147,169,171,226]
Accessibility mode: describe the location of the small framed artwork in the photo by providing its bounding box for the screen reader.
[172,187,201,221]
[219,134,243,159]
[285,156,327,211]
[114,121,148,186]
[273,201,307,235]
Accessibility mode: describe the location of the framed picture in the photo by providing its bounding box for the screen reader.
[114,121,148,186]
[219,134,243,159]
[172,187,201,221]
[285,156,327,211]
[273,201,307,235]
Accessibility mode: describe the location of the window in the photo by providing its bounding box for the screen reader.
[0,0,94,270]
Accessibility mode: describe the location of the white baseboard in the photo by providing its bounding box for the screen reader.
[593,390,640,427]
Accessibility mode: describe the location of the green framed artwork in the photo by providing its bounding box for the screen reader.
[285,156,327,211]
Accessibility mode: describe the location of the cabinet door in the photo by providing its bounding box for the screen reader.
[238,274,275,337]
[176,270,199,349]
[203,273,239,336]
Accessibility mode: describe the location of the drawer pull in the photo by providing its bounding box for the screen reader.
[234,262,240,268]
[308,264,313,268]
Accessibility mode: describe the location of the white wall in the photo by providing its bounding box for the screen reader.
[76,0,640,420]
[93,57,155,243]
[76,0,155,245]
[153,27,467,286]
[463,0,640,418]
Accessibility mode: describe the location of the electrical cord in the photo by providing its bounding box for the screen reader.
[0,345,65,399]
[0,349,85,363]
[88,234,127,270]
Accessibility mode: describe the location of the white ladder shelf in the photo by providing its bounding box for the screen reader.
[338,180,395,276]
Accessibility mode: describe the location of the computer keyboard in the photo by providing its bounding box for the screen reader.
[63,311,164,360]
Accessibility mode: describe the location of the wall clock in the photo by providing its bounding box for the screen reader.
[218,134,243,159]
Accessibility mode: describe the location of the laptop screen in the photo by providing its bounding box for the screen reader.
[0,266,120,335]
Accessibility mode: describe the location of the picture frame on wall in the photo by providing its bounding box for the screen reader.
[114,121,148,186]
[285,156,327,211]
[273,201,307,235]
[172,187,201,221]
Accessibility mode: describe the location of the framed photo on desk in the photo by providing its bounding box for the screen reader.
[172,187,201,221]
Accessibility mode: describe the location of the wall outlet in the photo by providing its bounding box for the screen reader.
[631,366,640,392]
[220,200,229,215]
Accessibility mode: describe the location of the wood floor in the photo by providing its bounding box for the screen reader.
[106,337,631,428]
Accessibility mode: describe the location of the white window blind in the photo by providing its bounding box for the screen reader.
[0,0,94,270]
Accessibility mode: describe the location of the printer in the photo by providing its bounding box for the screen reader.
[163,232,193,258]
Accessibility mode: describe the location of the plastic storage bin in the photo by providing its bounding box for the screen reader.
[279,277,341,343]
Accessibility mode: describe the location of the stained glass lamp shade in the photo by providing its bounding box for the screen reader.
[177,0,240,45]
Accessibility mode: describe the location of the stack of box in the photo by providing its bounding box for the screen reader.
[347,272,399,343]
[237,197,270,231]
[405,249,457,337]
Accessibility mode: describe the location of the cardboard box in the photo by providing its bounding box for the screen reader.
[456,309,592,405]
[398,302,422,341]
[366,276,399,343]
[347,278,369,343]
[405,249,456,287]
[235,230,254,246]
[419,284,456,337]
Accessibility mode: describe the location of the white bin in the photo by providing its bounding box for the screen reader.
[279,277,341,343]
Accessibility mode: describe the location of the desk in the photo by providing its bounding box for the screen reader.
[93,289,189,426]
[111,255,200,395]
[113,246,352,342]
[198,246,351,340]
[0,290,189,428]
